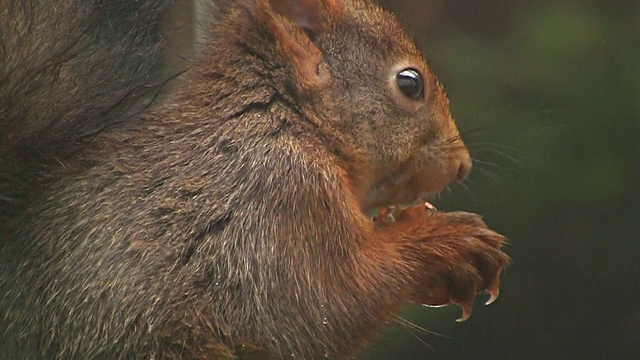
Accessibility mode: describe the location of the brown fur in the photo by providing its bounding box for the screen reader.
[0,0,509,358]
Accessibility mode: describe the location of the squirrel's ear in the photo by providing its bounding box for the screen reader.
[266,0,341,32]
[257,0,342,90]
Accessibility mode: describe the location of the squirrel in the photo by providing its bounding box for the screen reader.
[0,0,510,358]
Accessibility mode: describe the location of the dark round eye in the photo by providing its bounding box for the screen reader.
[396,68,424,100]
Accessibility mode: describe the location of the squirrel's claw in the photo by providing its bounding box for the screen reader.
[485,285,500,306]
[454,300,474,323]
[423,281,500,322]
[483,266,502,305]
[455,280,500,321]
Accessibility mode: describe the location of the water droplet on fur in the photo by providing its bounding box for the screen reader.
[322,317,328,325]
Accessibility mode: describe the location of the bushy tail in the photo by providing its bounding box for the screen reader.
[0,0,169,221]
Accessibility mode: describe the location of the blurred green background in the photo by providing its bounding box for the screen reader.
[166,0,639,358]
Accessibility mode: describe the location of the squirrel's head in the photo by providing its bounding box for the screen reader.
[207,0,472,210]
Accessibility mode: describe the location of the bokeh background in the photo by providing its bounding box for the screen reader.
[165,0,640,358]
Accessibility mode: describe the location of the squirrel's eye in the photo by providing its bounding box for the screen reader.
[396,68,424,100]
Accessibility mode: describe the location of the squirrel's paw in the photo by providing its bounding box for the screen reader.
[412,211,510,322]
[372,201,437,226]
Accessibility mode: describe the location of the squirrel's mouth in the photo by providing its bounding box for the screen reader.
[360,147,468,216]
[361,166,457,216]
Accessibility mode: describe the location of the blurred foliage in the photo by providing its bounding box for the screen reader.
[363,0,640,358]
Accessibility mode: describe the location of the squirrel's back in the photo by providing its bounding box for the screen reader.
[0,0,168,223]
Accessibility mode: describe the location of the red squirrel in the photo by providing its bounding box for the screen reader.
[0,0,509,358]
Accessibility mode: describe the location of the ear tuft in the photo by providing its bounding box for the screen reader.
[267,0,341,32]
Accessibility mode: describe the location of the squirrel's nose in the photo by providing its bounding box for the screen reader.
[455,151,472,182]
